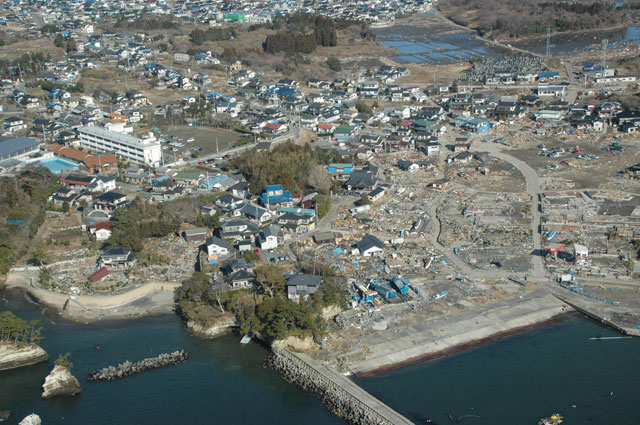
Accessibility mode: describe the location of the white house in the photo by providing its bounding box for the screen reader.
[258,226,279,251]
[95,227,112,241]
[206,236,232,263]
[356,234,384,257]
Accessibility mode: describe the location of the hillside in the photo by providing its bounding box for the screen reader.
[439,0,639,39]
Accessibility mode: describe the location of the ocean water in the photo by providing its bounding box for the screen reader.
[356,314,640,425]
[0,289,343,425]
[3,288,640,425]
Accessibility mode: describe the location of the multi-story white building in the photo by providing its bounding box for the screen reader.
[77,126,161,167]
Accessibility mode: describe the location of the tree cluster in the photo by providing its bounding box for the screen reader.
[263,32,316,54]
[231,141,342,195]
[263,13,342,54]
[0,52,48,78]
[0,311,43,346]
[190,27,235,46]
[178,262,347,341]
[105,199,180,252]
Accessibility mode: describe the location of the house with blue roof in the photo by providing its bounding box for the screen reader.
[259,184,293,209]
[537,71,560,81]
[454,116,489,133]
[199,174,237,191]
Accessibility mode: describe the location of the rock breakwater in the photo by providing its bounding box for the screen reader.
[268,348,413,425]
[88,350,188,381]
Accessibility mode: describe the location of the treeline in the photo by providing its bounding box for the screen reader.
[0,311,43,346]
[0,167,60,274]
[441,0,630,38]
[263,32,317,54]
[115,15,178,30]
[190,27,236,46]
[263,14,339,54]
[231,141,342,195]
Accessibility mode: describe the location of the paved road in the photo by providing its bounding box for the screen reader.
[470,142,546,278]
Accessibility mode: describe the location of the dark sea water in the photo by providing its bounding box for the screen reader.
[0,289,343,425]
[3,288,640,425]
[355,315,640,425]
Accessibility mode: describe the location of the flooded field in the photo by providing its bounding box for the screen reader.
[376,25,503,65]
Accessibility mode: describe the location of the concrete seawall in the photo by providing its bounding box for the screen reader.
[347,291,568,376]
[269,348,414,425]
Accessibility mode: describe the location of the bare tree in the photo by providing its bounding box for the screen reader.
[307,164,331,193]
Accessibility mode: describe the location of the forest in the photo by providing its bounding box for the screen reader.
[440,0,636,38]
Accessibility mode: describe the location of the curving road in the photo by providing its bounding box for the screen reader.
[470,142,545,278]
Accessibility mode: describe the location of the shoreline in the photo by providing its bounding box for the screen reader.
[0,274,181,322]
[355,313,570,378]
[338,291,570,377]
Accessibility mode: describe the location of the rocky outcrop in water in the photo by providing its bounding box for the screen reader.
[88,350,188,381]
[18,414,41,425]
[268,349,394,425]
[186,318,236,338]
[41,365,83,399]
[0,343,48,371]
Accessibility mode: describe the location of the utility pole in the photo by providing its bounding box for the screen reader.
[602,39,608,72]
[545,27,551,59]
[216,137,219,154]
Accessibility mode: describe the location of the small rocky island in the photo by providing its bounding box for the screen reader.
[41,353,83,399]
[0,311,48,371]
[18,414,41,425]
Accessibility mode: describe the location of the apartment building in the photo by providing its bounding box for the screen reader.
[77,126,161,167]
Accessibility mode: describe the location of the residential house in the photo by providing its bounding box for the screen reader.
[88,221,113,241]
[345,171,378,192]
[259,184,294,209]
[99,247,133,267]
[218,219,259,241]
[228,269,256,289]
[356,234,384,257]
[182,227,208,242]
[258,226,279,251]
[278,211,316,234]
[205,236,232,263]
[397,160,419,172]
[367,187,386,202]
[95,191,127,211]
[239,203,272,223]
[286,274,323,301]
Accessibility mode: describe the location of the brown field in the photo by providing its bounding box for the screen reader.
[159,125,244,158]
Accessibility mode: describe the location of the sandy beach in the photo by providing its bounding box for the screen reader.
[4,271,181,321]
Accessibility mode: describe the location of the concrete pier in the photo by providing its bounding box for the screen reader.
[270,348,414,425]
